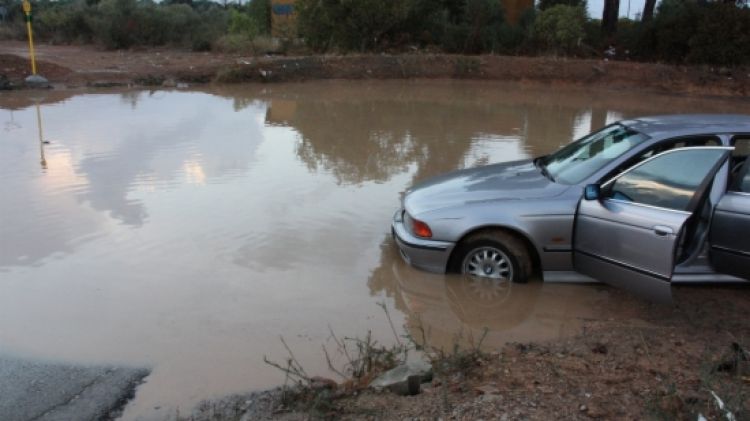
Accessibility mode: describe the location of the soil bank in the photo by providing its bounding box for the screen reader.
[1,41,749,97]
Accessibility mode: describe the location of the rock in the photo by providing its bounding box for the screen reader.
[162,78,177,88]
[310,376,337,391]
[369,360,433,396]
[474,384,500,395]
[591,343,608,354]
[24,74,50,89]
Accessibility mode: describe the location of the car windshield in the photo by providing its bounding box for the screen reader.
[540,124,648,185]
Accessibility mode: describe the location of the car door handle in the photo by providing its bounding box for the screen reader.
[652,225,674,236]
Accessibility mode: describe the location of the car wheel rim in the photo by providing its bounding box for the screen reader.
[462,247,513,280]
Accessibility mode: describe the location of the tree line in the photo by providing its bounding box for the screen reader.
[0,0,747,66]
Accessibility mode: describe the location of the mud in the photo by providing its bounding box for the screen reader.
[1,41,748,96]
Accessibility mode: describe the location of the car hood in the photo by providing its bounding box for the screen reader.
[404,159,570,215]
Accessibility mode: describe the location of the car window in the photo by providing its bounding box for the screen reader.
[604,136,722,181]
[543,124,648,185]
[606,148,728,211]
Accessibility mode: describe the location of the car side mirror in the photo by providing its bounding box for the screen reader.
[584,184,601,201]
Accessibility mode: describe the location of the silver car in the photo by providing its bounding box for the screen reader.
[392,114,750,302]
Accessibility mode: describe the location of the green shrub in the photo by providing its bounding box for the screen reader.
[649,0,700,63]
[628,0,750,65]
[86,0,139,49]
[190,7,228,51]
[533,4,585,54]
[496,6,535,54]
[687,2,750,66]
[458,0,505,53]
[213,32,255,53]
[297,0,414,52]
[36,1,93,43]
[246,0,270,35]
[229,8,259,39]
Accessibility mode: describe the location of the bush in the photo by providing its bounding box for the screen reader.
[687,3,750,66]
[35,1,93,44]
[246,0,270,35]
[229,8,260,39]
[190,7,228,51]
[13,0,226,50]
[466,0,505,52]
[626,0,750,65]
[297,0,509,54]
[648,0,700,63]
[213,32,255,53]
[533,4,585,54]
[297,0,400,51]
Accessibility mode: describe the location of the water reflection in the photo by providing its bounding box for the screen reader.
[367,238,630,351]
[1,81,749,419]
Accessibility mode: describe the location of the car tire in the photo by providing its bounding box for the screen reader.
[450,230,533,283]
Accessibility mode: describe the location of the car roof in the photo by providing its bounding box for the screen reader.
[620,114,750,138]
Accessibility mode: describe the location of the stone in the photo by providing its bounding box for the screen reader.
[310,376,337,391]
[474,384,500,395]
[369,360,433,396]
[24,74,50,89]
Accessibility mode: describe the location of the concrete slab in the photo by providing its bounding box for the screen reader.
[0,356,149,421]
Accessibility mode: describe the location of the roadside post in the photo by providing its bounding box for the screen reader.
[22,0,49,88]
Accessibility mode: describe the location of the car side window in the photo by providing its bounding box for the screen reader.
[604,136,721,181]
[605,149,728,211]
[730,137,750,192]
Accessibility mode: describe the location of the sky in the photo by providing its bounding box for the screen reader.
[585,0,656,19]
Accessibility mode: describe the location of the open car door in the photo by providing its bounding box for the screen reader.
[573,147,732,303]
[709,158,750,280]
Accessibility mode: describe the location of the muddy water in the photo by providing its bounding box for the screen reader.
[1,81,748,419]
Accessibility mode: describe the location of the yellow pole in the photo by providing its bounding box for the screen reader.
[22,0,37,75]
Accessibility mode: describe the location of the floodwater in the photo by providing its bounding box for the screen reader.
[1,81,748,419]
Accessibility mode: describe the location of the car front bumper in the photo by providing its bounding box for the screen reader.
[391,209,455,274]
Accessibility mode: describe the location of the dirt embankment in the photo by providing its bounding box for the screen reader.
[1,41,748,96]
[184,286,750,421]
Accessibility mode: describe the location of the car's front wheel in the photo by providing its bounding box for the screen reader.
[450,230,532,283]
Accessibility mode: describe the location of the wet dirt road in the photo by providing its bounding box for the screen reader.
[1,81,749,420]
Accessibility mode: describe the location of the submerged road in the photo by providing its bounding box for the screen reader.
[0,356,149,421]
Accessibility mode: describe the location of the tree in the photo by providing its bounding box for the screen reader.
[537,0,587,10]
[601,0,620,35]
[534,4,586,53]
[642,0,657,21]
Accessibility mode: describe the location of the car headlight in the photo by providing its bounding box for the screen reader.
[404,212,432,238]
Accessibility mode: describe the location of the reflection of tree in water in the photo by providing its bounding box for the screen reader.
[119,91,142,110]
[289,99,551,185]
[367,237,543,350]
[291,101,506,184]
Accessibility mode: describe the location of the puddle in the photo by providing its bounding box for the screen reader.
[1,81,748,419]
